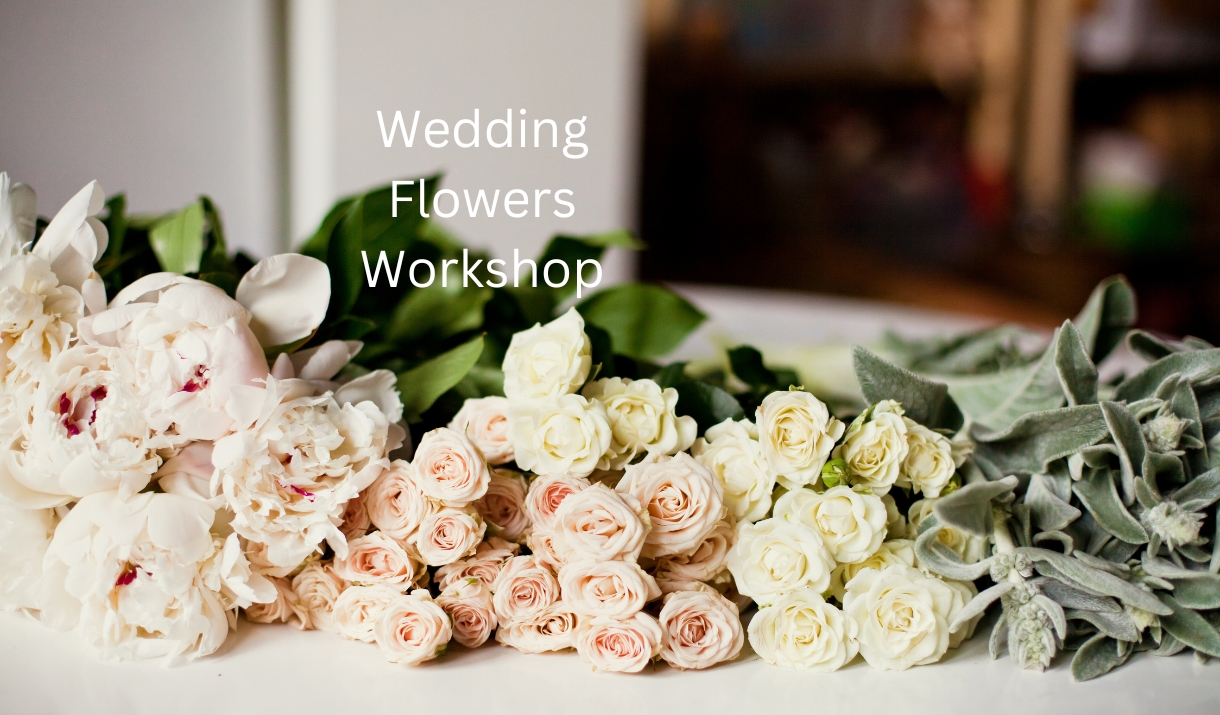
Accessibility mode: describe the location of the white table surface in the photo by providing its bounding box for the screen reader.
[1,286,1210,714]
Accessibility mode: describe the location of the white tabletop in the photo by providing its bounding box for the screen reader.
[1,286,1209,714]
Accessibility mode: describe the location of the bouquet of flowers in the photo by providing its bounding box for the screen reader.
[3,170,1217,680]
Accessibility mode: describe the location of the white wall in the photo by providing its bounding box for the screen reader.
[0,0,283,257]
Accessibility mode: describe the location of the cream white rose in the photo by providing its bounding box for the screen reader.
[653,518,735,584]
[692,418,774,523]
[374,589,452,665]
[435,548,514,591]
[212,376,391,569]
[449,396,514,465]
[581,377,696,469]
[833,400,909,496]
[616,453,725,559]
[291,561,347,632]
[748,586,858,672]
[551,483,649,563]
[501,307,591,401]
[245,577,310,629]
[559,560,660,619]
[842,565,956,670]
[658,590,744,670]
[437,577,497,648]
[899,419,957,497]
[413,506,485,567]
[333,583,401,643]
[0,499,57,611]
[829,538,917,601]
[475,469,531,542]
[332,532,419,589]
[774,485,887,564]
[491,555,560,624]
[524,472,591,531]
[726,518,834,606]
[756,390,844,491]
[495,602,580,653]
[410,427,490,506]
[574,612,663,673]
[509,394,611,479]
[364,460,432,542]
[907,498,989,564]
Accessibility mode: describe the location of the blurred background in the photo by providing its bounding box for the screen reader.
[2,0,1219,338]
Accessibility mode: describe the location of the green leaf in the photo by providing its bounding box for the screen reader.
[945,328,1065,432]
[1070,634,1131,681]
[972,405,1109,475]
[912,516,994,581]
[728,345,779,389]
[149,200,205,274]
[1171,468,1220,513]
[396,335,484,423]
[1168,573,1220,609]
[1021,548,1171,615]
[388,280,492,343]
[1116,349,1220,402]
[577,284,705,362]
[1025,474,1082,532]
[881,325,1035,375]
[1055,321,1099,406]
[1127,329,1212,362]
[852,346,963,430]
[1038,579,1121,612]
[1102,401,1145,504]
[1072,275,1137,363]
[653,363,744,433]
[300,196,355,260]
[1073,468,1148,544]
[1066,609,1141,642]
[1159,594,1220,657]
[932,476,1018,536]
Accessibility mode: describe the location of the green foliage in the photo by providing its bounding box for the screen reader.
[577,283,705,363]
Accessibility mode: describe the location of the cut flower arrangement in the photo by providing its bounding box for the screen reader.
[1,172,1219,680]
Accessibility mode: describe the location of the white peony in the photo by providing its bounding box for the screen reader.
[509,393,612,478]
[0,172,37,264]
[749,586,859,671]
[691,418,774,523]
[898,419,959,497]
[0,498,58,611]
[581,377,696,469]
[29,181,109,315]
[756,390,844,491]
[726,518,834,606]
[501,307,591,401]
[616,453,726,559]
[842,565,956,671]
[448,396,514,465]
[833,400,909,496]
[212,376,394,569]
[773,485,888,564]
[0,254,82,398]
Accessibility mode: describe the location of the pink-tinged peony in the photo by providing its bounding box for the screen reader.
[410,427,490,506]
[449,396,514,465]
[245,577,310,629]
[437,577,497,648]
[332,532,418,589]
[333,584,401,643]
[435,548,514,592]
[658,590,744,670]
[574,612,663,673]
[364,461,432,541]
[616,453,726,559]
[495,602,580,653]
[491,555,560,625]
[338,492,372,540]
[558,560,661,619]
[413,506,485,567]
[551,483,649,563]
[291,561,347,632]
[374,590,452,665]
[523,472,590,531]
[653,518,736,583]
[474,469,531,542]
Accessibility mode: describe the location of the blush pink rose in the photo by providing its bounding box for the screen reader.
[245,576,310,629]
[332,532,418,589]
[658,590,744,670]
[551,483,649,563]
[364,460,433,541]
[524,472,591,531]
[558,560,661,619]
[474,469,531,543]
[435,548,514,592]
[374,590,452,665]
[410,427,490,506]
[449,396,514,465]
[437,577,498,648]
[290,561,347,632]
[491,555,560,625]
[616,453,726,559]
[495,602,581,653]
[413,506,485,566]
[574,612,663,673]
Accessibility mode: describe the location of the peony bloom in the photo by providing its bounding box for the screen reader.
[474,468,531,542]
[0,254,82,413]
[491,555,560,625]
[842,565,956,670]
[756,390,844,491]
[234,254,331,350]
[829,538,917,602]
[374,589,452,665]
[574,612,663,673]
[410,427,490,506]
[495,602,580,653]
[0,498,58,611]
[658,590,744,670]
[449,396,514,465]
[413,506,486,566]
[40,490,274,663]
[833,400,909,496]
[437,577,497,648]
[332,532,418,589]
[616,453,726,559]
[435,548,513,592]
[524,472,590,531]
[691,418,774,523]
[333,583,401,643]
[748,587,859,672]
[509,394,612,478]
[551,483,649,563]
[898,419,960,498]
[581,377,696,469]
[291,561,347,632]
[29,180,109,315]
[726,518,835,606]
[212,376,394,569]
[558,560,660,619]
[501,307,591,402]
[907,499,990,564]
[773,485,888,564]
[0,172,37,264]
[364,460,432,541]
[0,345,173,509]
[653,518,735,584]
[245,576,310,629]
